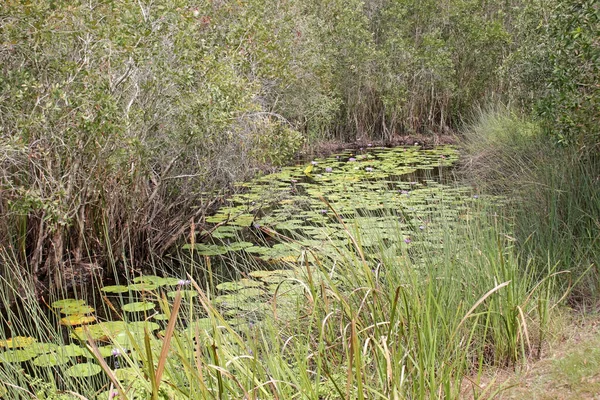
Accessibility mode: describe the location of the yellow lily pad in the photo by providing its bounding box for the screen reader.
[60,315,97,326]
[0,336,36,349]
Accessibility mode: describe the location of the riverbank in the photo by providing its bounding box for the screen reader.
[299,133,457,158]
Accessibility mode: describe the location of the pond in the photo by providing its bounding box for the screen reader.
[0,145,484,397]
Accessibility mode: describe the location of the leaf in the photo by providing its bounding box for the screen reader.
[65,363,102,378]
[60,315,97,326]
[0,336,36,349]
[122,302,155,312]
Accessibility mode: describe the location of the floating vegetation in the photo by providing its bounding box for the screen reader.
[0,336,36,349]
[32,352,71,367]
[121,302,155,312]
[59,315,97,326]
[64,363,102,378]
[100,285,129,293]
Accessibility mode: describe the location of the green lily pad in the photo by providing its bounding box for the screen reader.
[122,302,155,312]
[126,282,159,291]
[59,344,86,357]
[128,321,160,333]
[32,352,71,367]
[51,299,86,309]
[65,363,102,377]
[216,279,263,291]
[71,321,127,341]
[60,305,95,315]
[114,367,139,382]
[82,345,114,359]
[167,290,198,299]
[0,349,37,363]
[100,285,129,293]
[28,342,59,354]
[235,288,264,298]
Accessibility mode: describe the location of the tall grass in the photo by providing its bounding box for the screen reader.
[0,195,559,399]
[461,105,600,304]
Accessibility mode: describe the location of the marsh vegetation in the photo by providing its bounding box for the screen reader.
[1,0,598,399]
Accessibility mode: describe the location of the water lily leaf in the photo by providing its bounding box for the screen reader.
[65,363,102,377]
[33,352,71,367]
[126,282,159,291]
[28,342,59,354]
[122,302,155,312]
[167,290,198,299]
[59,344,86,357]
[249,270,296,283]
[60,315,97,326]
[71,321,127,341]
[0,349,37,363]
[0,336,36,348]
[60,305,95,315]
[235,288,264,298]
[216,279,263,292]
[100,285,129,293]
[82,345,114,358]
[213,294,246,308]
[51,299,86,309]
[115,367,139,382]
[131,275,181,287]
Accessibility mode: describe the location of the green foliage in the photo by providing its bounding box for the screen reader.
[536,0,600,146]
[504,0,599,148]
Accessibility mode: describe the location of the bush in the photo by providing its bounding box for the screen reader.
[461,106,600,303]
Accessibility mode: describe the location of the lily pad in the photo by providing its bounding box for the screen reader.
[65,363,102,378]
[60,315,97,326]
[122,302,155,312]
[71,321,127,341]
[0,336,36,349]
[32,352,71,367]
[167,290,198,299]
[28,342,59,354]
[0,349,37,363]
[100,285,129,293]
[60,305,95,315]
[126,282,159,291]
[51,299,86,309]
[59,344,86,357]
[216,279,263,292]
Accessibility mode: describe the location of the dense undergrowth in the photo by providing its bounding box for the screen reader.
[461,106,600,306]
[0,0,560,293]
[0,196,561,399]
[1,0,599,398]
